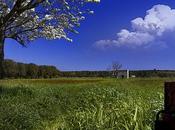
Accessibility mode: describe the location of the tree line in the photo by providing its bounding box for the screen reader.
[131,70,175,78]
[61,70,175,78]
[3,59,175,79]
[3,59,60,79]
[60,71,112,77]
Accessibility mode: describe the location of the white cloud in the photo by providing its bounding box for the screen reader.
[95,40,118,49]
[117,29,155,46]
[95,4,175,49]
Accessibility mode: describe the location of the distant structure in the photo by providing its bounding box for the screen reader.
[117,70,129,79]
[131,75,136,78]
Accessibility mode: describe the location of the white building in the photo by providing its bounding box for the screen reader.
[116,70,130,79]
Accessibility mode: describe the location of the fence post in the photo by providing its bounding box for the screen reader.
[155,82,175,130]
[164,82,175,112]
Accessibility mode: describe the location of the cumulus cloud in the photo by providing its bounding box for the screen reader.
[95,4,175,49]
[95,40,118,49]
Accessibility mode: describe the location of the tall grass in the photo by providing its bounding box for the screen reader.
[0,78,166,130]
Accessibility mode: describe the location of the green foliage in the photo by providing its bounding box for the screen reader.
[3,59,60,79]
[0,78,165,130]
[61,70,175,78]
[61,71,112,77]
[4,59,175,79]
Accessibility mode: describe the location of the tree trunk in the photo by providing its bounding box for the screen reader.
[0,37,5,79]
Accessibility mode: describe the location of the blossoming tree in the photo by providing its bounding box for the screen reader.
[0,0,100,78]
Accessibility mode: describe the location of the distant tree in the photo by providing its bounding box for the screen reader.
[2,59,60,78]
[111,61,122,77]
[38,65,47,78]
[4,59,18,78]
[17,63,26,78]
[0,0,100,79]
[46,66,60,78]
[38,65,58,78]
[26,63,39,78]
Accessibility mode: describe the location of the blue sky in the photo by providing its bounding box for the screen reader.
[5,0,175,71]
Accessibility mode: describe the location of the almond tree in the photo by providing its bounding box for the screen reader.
[0,0,100,78]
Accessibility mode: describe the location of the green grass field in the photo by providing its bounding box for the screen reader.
[0,78,171,130]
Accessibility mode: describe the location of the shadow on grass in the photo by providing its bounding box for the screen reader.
[30,79,103,84]
[0,86,33,97]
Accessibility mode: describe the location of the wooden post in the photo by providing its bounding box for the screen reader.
[155,82,175,130]
[165,82,175,112]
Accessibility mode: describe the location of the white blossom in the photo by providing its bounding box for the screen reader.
[0,0,99,46]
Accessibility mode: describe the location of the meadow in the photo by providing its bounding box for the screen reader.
[0,78,170,130]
